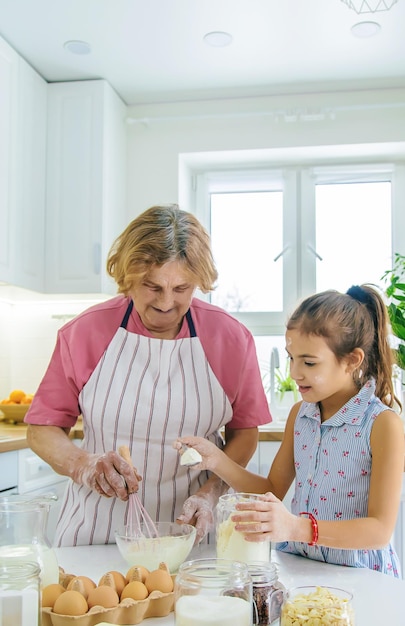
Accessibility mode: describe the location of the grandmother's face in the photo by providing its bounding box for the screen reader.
[129,261,196,339]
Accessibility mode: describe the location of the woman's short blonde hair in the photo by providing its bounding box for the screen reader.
[106,204,218,294]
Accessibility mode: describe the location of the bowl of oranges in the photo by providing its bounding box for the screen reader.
[0,389,34,423]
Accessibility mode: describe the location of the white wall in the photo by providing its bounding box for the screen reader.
[2,86,405,398]
[126,88,405,215]
[0,289,108,398]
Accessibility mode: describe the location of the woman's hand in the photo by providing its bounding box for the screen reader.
[231,491,301,543]
[177,491,216,544]
[173,436,225,471]
[72,451,142,500]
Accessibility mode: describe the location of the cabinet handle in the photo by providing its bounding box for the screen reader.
[93,243,101,275]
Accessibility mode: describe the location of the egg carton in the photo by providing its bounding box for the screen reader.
[41,570,176,626]
[41,589,174,626]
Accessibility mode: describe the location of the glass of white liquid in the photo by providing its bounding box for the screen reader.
[174,558,253,626]
[216,493,270,564]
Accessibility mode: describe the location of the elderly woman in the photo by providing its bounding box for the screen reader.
[25,204,271,546]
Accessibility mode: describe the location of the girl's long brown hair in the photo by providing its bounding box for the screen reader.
[287,284,401,411]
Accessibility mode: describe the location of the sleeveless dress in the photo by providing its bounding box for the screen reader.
[277,379,401,578]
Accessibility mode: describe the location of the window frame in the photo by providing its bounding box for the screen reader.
[195,161,405,337]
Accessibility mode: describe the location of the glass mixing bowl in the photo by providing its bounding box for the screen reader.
[115,521,196,574]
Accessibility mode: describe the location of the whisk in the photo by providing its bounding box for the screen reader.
[118,445,158,538]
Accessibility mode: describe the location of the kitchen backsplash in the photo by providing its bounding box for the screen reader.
[2,291,403,421]
[0,292,109,398]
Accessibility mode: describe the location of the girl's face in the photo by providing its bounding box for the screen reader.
[129,260,196,339]
[285,329,358,413]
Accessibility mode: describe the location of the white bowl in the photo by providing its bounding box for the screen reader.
[115,521,196,574]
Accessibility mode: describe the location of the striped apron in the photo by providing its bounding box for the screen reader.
[55,300,232,546]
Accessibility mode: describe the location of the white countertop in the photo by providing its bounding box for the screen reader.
[54,543,405,625]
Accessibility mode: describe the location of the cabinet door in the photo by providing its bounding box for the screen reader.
[0,37,47,291]
[259,441,294,510]
[45,80,127,294]
[246,447,259,474]
[13,57,47,291]
[0,37,18,283]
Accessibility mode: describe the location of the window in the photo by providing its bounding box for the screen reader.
[210,190,283,312]
[194,161,404,405]
[196,164,402,338]
[315,181,391,293]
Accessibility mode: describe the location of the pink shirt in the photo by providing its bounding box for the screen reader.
[26,296,272,430]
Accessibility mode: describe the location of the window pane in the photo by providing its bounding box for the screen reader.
[210,191,283,312]
[315,182,392,293]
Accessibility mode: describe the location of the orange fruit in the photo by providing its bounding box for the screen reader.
[21,394,34,404]
[9,390,26,404]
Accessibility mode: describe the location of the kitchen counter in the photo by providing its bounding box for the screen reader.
[0,420,285,453]
[54,543,405,625]
[0,419,86,452]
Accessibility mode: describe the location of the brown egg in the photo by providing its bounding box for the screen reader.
[42,583,66,608]
[121,580,149,601]
[98,570,126,595]
[87,585,120,609]
[145,564,174,594]
[67,575,96,598]
[53,589,89,616]
[60,573,77,589]
[126,564,150,583]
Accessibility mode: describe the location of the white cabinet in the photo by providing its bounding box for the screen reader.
[0,37,18,284]
[1,37,128,295]
[17,448,68,544]
[0,37,46,291]
[0,450,18,492]
[257,440,295,510]
[13,57,47,291]
[45,80,128,294]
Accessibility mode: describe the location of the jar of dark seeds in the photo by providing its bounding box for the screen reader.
[248,562,286,626]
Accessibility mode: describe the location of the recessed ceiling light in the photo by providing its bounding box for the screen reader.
[63,40,92,55]
[203,31,233,47]
[351,21,381,37]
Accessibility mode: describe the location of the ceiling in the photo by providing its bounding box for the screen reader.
[0,0,405,105]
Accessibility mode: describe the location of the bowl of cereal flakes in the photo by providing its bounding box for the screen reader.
[280,585,355,626]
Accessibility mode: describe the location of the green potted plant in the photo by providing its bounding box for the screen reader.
[381,252,405,372]
[275,361,299,403]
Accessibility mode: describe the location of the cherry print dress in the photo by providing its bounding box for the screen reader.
[276,379,401,578]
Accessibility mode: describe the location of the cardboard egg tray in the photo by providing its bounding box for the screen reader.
[41,571,175,626]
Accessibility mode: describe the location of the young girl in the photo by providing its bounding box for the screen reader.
[174,284,405,577]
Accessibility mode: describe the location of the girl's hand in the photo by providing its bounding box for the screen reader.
[231,491,300,543]
[173,436,224,472]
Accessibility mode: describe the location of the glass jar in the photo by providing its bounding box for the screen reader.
[248,562,285,626]
[0,561,41,626]
[280,586,355,626]
[174,557,253,626]
[216,493,270,563]
[0,495,59,587]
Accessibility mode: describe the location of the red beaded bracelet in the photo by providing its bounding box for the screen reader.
[299,511,319,546]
